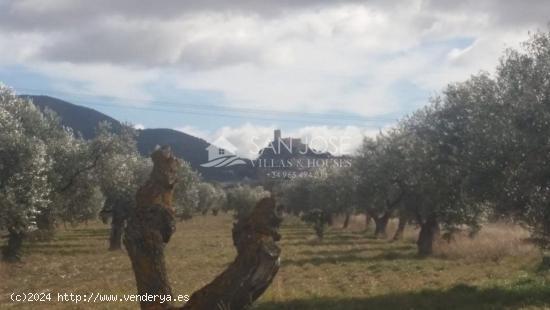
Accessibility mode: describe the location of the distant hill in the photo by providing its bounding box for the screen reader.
[25,95,256,181]
[27,95,122,139]
[135,128,209,167]
[25,95,339,182]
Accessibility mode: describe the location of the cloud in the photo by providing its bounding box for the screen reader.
[291,125,379,155]
[213,123,277,159]
[36,62,158,101]
[180,123,379,159]
[0,0,549,121]
[175,125,211,140]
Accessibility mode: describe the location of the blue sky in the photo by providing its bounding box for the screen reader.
[0,0,547,154]
[0,64,418,131]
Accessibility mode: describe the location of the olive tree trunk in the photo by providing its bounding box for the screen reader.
[342,212,351,229]
[182,197,281,310]
[372,212,391,239]
[365,213,371,230]
[109,212,125,250]
[1,229,24,262]
[417,216,440,256]
[392,214,407,241]
[36,208,56,240]
[124,146,282,310]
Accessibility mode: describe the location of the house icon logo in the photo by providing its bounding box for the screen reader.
[201,136,248,168]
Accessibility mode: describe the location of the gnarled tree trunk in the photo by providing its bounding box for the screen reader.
[417,215,439,256]
[182,197,281,310]
[124,146,178,309]
[372,211,391,239]
[124,146,282,310]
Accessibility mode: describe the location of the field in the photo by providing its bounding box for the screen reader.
[1,214,550,310]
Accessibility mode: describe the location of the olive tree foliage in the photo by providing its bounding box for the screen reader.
[280,168,356,239]
[397,98,489,255]
[0,88,51,260]
[0,86,105,260]
[224,185,270,221]
[280,177,314,216]
[196,182,226,216]
[400,31,550,258]
[96,131,202,248]
[49,128,105,228]
[354,132,407,238]
[300,209,327,239]
[352,30,550,257]
[173,161,200,220]
[94,124,152,250]
[351,63,503,254]
[490,31,550,254]
[278,177,321,236]
[326,167,358,229]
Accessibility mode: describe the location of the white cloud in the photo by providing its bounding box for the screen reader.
[213,123,277,159]
[178,123,379,158]
[0,0,548,122]
[291,125,379,155]
[175,125,210,140]
[31,62,159,101]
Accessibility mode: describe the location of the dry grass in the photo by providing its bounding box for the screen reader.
[434,223,539,262]
[1,214,549,309]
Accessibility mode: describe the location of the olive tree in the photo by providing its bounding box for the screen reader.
[0,98,51,260]
[280,177,314,216]
[490,31,550,260]
[280,169,354,239]
[225,185,270,221]
[327,167,358,229]
[397,79,495,255]
[94,123,151,250]
[196,182,226,216]
[1,91,95,235]
[355,132,406,238]
[173,161,200,220]
[0,87,52,261]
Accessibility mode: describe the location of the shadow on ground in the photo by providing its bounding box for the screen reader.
[282,250,419,267]
[256,281,550,310]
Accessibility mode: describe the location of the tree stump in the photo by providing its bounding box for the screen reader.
[182,197,282,310]
[124,146,179,309]
[124,146,282,310]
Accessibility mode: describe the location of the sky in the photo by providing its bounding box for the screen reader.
[0,0,548,156]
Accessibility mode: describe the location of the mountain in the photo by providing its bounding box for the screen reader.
[135,128,209,167]
[26,95,339,182]
[25,95,256,181]
[27,95,122,139]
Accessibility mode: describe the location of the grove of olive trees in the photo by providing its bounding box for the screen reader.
[3,28,550,310]
[0,88,121,260]
[281,30,550,262]
[0,86,208,257]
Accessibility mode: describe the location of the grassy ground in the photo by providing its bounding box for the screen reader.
[1,214,549,309]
